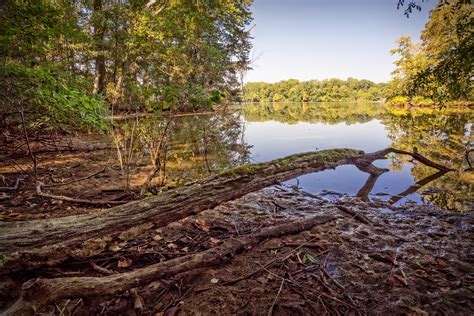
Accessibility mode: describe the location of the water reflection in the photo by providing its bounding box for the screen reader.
[239,102,473,212]
[126,102,472,212]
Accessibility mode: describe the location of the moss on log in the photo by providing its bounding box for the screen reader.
[0,148,363,274]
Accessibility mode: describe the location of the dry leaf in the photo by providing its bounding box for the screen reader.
[435,258,447,268]
[210,237,220,244]
[195,219,210,232]
[118,257,132,268]
[408,306,428,316]
[415,269,429,279]
[167,243,178,249]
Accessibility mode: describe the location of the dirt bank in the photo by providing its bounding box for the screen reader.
[3,186,471,315]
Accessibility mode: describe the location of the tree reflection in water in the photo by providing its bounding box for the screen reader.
[238,102,473,212]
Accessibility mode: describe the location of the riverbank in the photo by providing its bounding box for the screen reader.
[2,187,472,315]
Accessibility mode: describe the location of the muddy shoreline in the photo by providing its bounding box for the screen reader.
[1,187,472,315]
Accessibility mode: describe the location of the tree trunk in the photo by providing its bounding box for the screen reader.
[92,0,106,95]
[0,149,362,274]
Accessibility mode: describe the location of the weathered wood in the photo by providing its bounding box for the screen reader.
[0,148,362,274]
[3,215,335,316]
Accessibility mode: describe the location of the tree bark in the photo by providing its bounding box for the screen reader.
[0,149,362,274]
[3,215,335,316]
[92,0,106,95]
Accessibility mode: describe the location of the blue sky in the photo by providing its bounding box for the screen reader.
[245,0,437,83]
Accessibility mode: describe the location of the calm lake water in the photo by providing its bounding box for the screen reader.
[123,102,472,212]
[237,102,473,211]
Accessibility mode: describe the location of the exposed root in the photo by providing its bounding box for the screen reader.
[0,177,23,192]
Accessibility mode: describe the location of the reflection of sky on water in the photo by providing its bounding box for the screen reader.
[244,119,390,162]
[243,117,425,204]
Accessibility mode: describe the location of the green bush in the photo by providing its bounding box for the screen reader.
[412,96,435,106]
[0,65,109,131]
[387,96,409,106]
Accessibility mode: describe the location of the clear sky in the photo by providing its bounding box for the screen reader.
[245,0,437,83]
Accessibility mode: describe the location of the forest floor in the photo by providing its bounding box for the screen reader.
[0,139,473,315]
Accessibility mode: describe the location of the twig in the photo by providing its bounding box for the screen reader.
[129,288,145,313]
[268,278,284,316]
[36,182,127,205]
[322,268,345,290]
[336,205,372,225]
[19,109,37,178]
[90,262,114,276]
[0,177,23,192]
[222,237,318,286]
[256,262,351,307]
[44,167,107,188]
[0,192,11,201]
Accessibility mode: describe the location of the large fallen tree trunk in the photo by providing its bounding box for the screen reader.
[4,215,335,316]
[0,147,452,274]
[0,149,362,274]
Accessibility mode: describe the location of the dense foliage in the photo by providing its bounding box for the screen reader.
[0,65,108,131]
[386,0,473,104]
[0,0,253,132]
[242,79,385,103]
[243,0,472,106]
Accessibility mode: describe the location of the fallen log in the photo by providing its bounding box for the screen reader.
[3,215,335,316]
[0,148,362,274]
[0,147,452,274]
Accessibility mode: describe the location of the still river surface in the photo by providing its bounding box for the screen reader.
[130,102,473,212]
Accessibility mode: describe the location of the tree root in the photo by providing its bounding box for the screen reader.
[0,177,23,192]
[3,215,335,315]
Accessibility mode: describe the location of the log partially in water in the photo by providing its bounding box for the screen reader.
[0,148,362,274]
[0,147,452,274]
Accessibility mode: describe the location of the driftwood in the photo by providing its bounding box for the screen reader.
[0,147,453,274]
[3,215,335,316]
[0,148,362,274]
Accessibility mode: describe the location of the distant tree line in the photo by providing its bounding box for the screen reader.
[241,79,386,103]
[242,0,472,106]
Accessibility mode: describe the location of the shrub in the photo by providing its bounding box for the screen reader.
[387,96,409,106]
[0,65,109,132]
